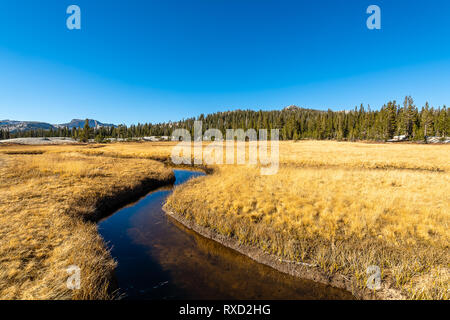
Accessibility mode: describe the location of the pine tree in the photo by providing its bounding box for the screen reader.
[385,102,397,139]
[436,106,448,138]
[422,103,433,142]
[79,119,90,142]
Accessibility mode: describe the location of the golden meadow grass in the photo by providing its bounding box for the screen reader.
[0,141,448,299]
[0,146,173,299]
[165,141,450,299]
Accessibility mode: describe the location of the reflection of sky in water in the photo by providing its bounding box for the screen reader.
[98,170,354,300]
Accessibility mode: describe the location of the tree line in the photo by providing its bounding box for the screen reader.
[1,97,449,142]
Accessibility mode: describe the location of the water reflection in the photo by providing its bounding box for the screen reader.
[98,170,354,300]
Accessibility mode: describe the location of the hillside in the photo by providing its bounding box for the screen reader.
[1,98,449,142]
[0,120,55,133]
[58,119,116,130]
[0,119,116,133]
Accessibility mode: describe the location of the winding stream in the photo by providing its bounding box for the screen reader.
[98,170,354,300]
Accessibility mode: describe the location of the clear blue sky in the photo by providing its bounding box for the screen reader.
[1,0,450,125]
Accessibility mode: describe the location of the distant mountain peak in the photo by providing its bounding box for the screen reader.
[57,119,116,129]
[0,119,116,133]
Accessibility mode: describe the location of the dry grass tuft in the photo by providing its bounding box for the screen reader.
[166,141,450,299]
[0,147,173,299]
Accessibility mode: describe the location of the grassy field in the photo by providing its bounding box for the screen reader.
[0,141,448,300]
[165,141,450,299]
[0,145,173,299]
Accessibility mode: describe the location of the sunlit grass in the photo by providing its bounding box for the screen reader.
[1,140,448,300]
[0,147,173,299]
[166,141,450,299]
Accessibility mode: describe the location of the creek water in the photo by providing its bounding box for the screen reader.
[98,170,354,300]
